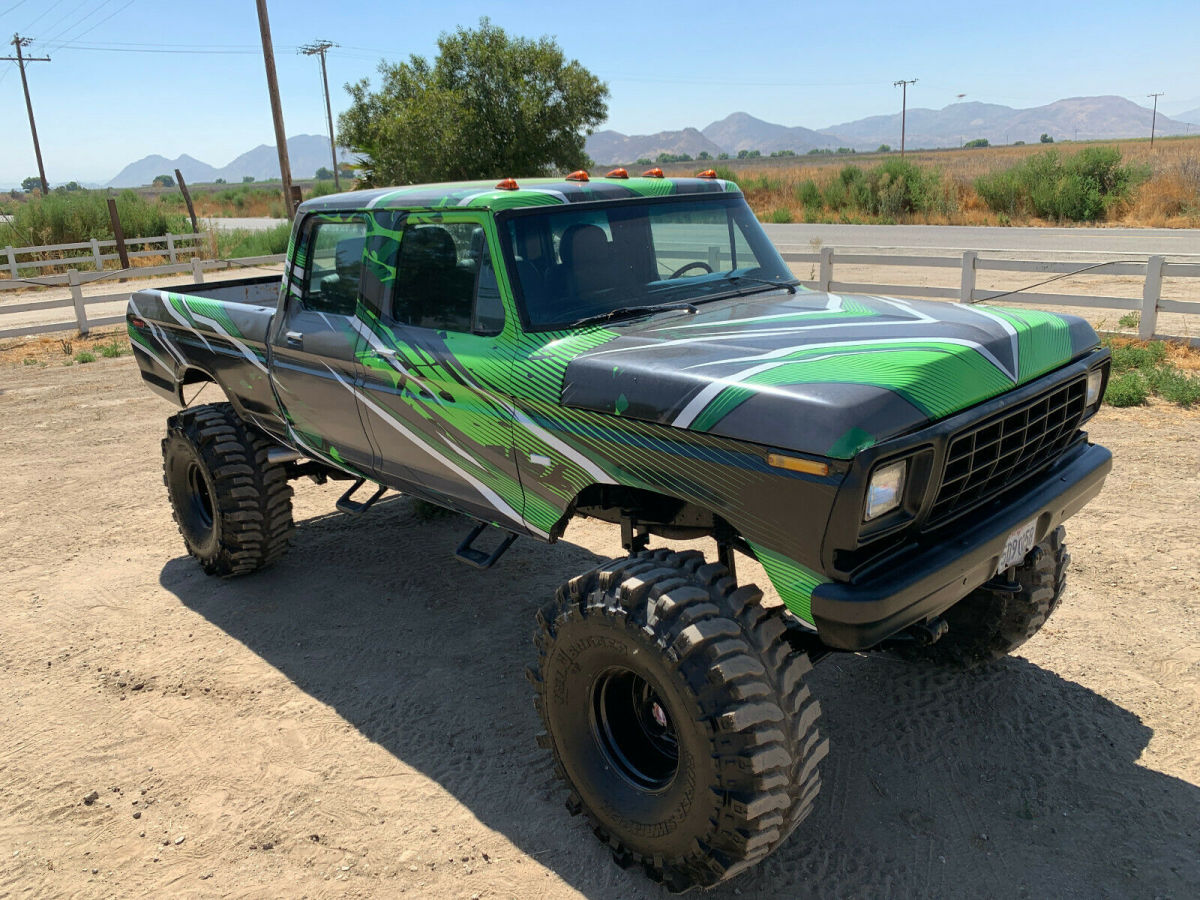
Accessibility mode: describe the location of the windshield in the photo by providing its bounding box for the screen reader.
[499,194,795,329]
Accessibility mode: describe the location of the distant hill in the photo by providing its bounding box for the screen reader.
[585,95,1194,164]
[107,135,349,187]
[701,112,842,154]
[585,128,724,166]
[823,96,1193,148]
[1174,107,1200,125]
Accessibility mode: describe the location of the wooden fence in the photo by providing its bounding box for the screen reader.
[1,232,208,289]
[782,248,1200,345]
[1,243,1198,344]
[0,253,286,341]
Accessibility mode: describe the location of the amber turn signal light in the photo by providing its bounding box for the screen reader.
[766,453,830,477]
[495,178,519,190]
[566,170,589,182]
[642,167,664,178]
[697,169,717,179]
[605,168,629,179]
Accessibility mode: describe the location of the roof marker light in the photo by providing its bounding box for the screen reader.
[605,168,629,179]
[697,169,718,179]
[566,170,589,182]
[495,178,519,191]
[642,167,665,178]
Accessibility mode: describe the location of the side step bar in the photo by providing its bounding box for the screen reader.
[455,522,519,569]
[336,478,388,516]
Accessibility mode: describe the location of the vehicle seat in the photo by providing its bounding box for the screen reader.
[547,224,613,308]
[394,225,466,327]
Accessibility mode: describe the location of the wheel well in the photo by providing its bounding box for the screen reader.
[570,484,718,541]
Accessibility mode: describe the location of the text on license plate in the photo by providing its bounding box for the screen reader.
[997,519,1038,574]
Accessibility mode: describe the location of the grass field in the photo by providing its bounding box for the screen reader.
[660,136,1200,228]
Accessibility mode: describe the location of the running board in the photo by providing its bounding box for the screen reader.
[455,522,519,569]
[335,478,387,516]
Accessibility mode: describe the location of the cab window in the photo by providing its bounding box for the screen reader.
[388,222,504,335]
[301,218,366,316]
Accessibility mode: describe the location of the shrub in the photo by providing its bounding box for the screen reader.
[1117,312,1140,329]
[974,148,1147,222]
[1148,367,1200,407]
[1103,371,1148,406]
[769,207,793,223]
[795,179,822,208]
[98,340,126,358]
[214,222,291,258]
[1108,339,1167,373]
[74,350,96,364]
[0,189,189,247]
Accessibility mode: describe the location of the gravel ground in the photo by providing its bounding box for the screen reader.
[0,356,1197,899]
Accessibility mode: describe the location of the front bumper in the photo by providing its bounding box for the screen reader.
[810,440,1112,650]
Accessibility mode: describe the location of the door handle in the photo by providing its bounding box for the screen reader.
[376,348,396,358]
[285,330,303,347]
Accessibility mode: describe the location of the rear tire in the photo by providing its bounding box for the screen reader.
[162,403,294,576]
[899,526,1069,668]
[530,548,827,892]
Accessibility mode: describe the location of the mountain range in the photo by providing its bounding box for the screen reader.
[107,135,349,187]
[586,96,1195,164]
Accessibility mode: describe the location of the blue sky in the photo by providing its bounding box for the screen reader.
[1,0,1198,187]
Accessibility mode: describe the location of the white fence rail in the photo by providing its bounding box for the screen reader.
[777,248,1200,346]
[1,232,207,289]
[1,244,1198,344]
[0,254,285,341]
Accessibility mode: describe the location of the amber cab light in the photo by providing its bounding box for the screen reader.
[642,167,665,178]
[697,169,717,179]
[605,167,629,179]
[566,170,589,182]
[495,178,519,191]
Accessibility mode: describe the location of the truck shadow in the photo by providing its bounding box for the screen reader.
[162,500,1199,899]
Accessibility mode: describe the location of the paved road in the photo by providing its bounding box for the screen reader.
[204,217,288,232]
[763,223,1200,256]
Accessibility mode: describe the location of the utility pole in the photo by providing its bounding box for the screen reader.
[3,34,51,194]
[255,0,297,216]
[1147,92,1164,147]
[299,39,340,190]
[893,79,917,158]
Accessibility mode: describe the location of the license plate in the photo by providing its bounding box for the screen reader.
[997,519,1038,574]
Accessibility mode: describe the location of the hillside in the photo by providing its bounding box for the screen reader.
[107,135,349,187]
[585,95,1194,164]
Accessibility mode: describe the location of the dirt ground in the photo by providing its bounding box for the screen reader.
[0,356,1198,900]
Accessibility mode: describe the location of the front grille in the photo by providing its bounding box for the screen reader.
[927,376,1088,527]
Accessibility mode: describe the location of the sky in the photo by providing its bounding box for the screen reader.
[1,0,1198,187]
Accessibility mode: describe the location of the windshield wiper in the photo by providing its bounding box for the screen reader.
[724,274,798,294]
[566,302,698,329]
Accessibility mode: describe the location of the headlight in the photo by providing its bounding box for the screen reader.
[864,460,906,521]
[1085,369,1104,407]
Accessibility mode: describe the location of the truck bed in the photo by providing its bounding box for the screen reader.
[126,275,285,433]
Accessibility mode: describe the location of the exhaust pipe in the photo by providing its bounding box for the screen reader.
[267,447,303,465]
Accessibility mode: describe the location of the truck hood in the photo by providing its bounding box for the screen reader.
[561,289,1099,458]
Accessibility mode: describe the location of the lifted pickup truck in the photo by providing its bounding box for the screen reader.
[128,171,1111,891]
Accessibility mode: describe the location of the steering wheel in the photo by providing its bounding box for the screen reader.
[668,261,713,279]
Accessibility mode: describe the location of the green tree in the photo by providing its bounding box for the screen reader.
[1040,133,1054,143]
[338,18,608,186]
[697,151,712,160]
[242,176,255,183]
[152,174,175,187]
[964,138,989,148]
[876,144,891,152]
[21,176,41,193]
[315,166,334,180]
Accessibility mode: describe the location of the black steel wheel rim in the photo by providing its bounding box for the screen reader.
[590,667,679,791]
[184,460,215,536]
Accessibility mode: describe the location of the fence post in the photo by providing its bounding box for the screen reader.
[959,250,978,303]
[106,197,130,270]
[1140,255,1164,341]
[4,245,16,280]
[819,247,834,292]
[166,233,177,264]
[90,238,103,271]
[69,268,90,335]
[191,255,204,284]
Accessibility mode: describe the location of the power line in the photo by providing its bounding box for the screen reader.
[893,78,917,157]
[2,33,52,193]
[49,0,134,50]
[21,0,66,31]
[0,2,29,16]
[300,39,341,190]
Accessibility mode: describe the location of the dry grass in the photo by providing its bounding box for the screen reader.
[664,136,1200,228]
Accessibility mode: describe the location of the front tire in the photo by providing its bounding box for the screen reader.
[162,403,294,576]
[899,526,1069,668]
[530,548,827,892]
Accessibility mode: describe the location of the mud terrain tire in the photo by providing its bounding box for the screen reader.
[530,548,827,892]
[162,403,294,576]
[900,526,1069,668]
